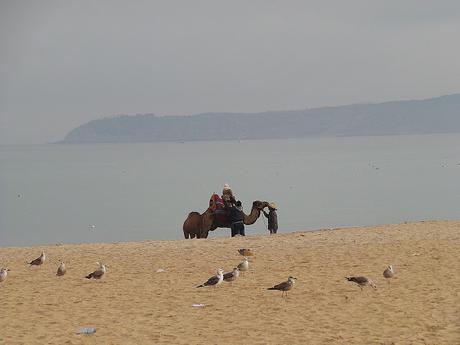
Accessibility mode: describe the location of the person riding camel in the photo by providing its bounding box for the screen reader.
[209,193,225,212]
[221,183,236,208]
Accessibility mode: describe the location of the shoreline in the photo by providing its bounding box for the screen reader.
[0,218,452,250]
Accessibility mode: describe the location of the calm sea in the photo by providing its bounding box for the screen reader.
[1,134,460,247]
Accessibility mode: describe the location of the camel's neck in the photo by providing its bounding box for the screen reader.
[201,208,214,230]
[243,207,261,225]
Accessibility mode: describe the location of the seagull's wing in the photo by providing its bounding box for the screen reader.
[29,257,41,265]
[204,275,219,286]
[347,276,368,284]
[86,268,104,279]
[91,269,105,278]
[269,280,291,291]
[223,272,233,280]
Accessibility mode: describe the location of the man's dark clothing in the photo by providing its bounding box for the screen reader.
[229,205,245,237]
[263,209,278,234]
[231,222,245,237]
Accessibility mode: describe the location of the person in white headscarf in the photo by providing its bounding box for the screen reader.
[221,183,236,208]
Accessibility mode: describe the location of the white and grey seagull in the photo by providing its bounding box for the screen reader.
[85,262,107,279]
[346,276,377,291]
[29,251,45,266]
[237,257,249,274]
[383,265,394,278]
[223,267,240,284]
[268,276,297,297]
[56,261,67,276]
[383,265,394,286]
[0,267,9,283]
[196,269,224,288]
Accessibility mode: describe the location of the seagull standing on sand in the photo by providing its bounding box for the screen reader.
[0,268,9,283]
[383,265,394,285]
[196,269,224,288]
[346,276,377,291]
[29,251,45,266]
[57,262,66,276]
[238,249,254,256]
[85,262,107,279]
[237,257,249,273]
[268,276,297,297]
[223,267,240,284]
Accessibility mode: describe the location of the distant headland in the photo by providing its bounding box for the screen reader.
[60,94,460,144]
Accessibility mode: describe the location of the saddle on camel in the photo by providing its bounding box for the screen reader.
[209,193,228,226]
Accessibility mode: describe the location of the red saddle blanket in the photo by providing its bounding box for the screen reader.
[209,194,228,224]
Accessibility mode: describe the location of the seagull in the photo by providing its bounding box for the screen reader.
[238,249,254,256]
[383,265,394,286]
[89,224,96,230]
[0,268,9,283]
[268,276,297,297]
[196,269,224,288]
[346,276,376,291]
[56,262,66,276]
[383,265,394,279]
[223,267,240,284]
[29,251,45,266]
[85,262,107,279]
[237,257,249,274]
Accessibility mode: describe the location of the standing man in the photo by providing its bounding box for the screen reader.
[229,200,245,237]
[262,202,278,234]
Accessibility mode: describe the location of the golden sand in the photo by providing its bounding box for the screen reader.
[0,220,459,344]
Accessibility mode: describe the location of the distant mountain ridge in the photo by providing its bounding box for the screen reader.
[61,94,460,143]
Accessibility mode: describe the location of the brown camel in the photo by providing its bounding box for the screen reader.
[183,200,269,239]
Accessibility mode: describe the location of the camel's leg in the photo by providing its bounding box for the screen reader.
[183,229,190,239]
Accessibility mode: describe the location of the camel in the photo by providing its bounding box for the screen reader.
[183,200,269,239]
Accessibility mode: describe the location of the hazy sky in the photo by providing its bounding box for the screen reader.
[1,1,460,144]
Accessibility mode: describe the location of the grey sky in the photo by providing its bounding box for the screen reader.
[1,1,460,145]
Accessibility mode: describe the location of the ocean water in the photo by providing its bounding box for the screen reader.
[1,134,460,247]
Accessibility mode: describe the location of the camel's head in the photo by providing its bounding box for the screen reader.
[252,200,270,210]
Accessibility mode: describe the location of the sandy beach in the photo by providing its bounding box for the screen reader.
[0,220,459,344]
